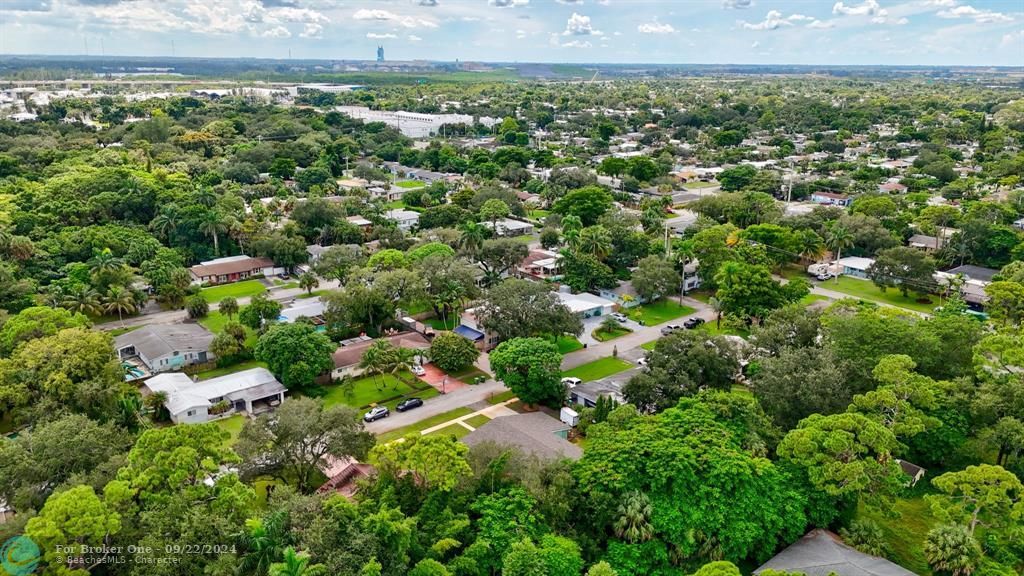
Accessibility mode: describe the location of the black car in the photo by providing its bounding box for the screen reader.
[683,317,705,329]
[396,398,424,412]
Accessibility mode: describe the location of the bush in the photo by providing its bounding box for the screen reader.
[429,331,480,373]
[186,294,209,319]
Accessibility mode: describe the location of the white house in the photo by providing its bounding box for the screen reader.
[115,324,216,381]
[384,209,420,232]
[834,256,875,279]
[555,289,616,319]
[482,218,534,237]
[810,192,852,207]
[144,368,286,424]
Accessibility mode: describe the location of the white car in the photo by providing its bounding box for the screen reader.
[411,364,426,376]
[561,377,582,388]
[636,357,648,367]
[612,312,629,323]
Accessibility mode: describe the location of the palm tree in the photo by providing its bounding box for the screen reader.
[237,514,287,576]
[708,296,723,329]
[144,391,170,422]
[924,525,980,576]
[194,186,217,207]
[458,221,487,257]
[63,286,102,316]
[359,340,394,391]
[825,224,854,284]
[561,214,583,249]
[220,296,239,319]
[598,316,622,337]
[613,491,654,544]
[268,547,326,576]
[298,272,319,295]
[200,210,229,256]
[798,229,826,264]
[150,211,178,243]
[579,225,613,259]
[89,249,125,278]
[103,286,137,327]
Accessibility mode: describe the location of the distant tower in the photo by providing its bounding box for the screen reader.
[377,45,384,62]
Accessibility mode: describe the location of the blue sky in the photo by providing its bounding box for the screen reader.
[1,0,1022,66]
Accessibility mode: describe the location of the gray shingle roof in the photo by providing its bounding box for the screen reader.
[462,412,581,461]
[755,530,916,576]
[115,324,214,361]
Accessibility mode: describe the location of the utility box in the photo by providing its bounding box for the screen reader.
[560,407,579,427]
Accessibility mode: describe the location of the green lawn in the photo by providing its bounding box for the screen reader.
[487,390,517,404]
[451,365,490,382]
[799,293,831,305]
[198,311,258,347]
[824,276,937,314]
[699,321,750,338]
[626,300,695,326]
[395,180,425,189]
[550,335,584,354]
[202,280,266,303]
[426,423,472,439]
[425,316,457,331]
[592,326,632,342]
[684,180,718,189]
[640,339,659,351]
[197,360,268,380]
[376,407,474,443]
[322,374,416,409]
[108,325,142,337]
[509,234,536,245]
[464,414,492,429]
[210,414,246,449]
[381,386,440,411]
[857,496,937,575]
[529,209,550,220]
[562,357,634,383]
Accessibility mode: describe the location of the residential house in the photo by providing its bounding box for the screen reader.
[754,529,915,576]
[345,215,374,230]
[331,332,430,379]
[599,280,644,309]
[144,368,286,424]
[384,209,420,232]
[810,191,852,207]
[835,256,875,279]
[879,181,908,194]
[462,413,582,461]
[518,249,563,281]
[570,374,629,408]
[116,324,216,381]
[278,299,327,328]
[897,459,926,487]
[664,210,700,237]
[455,307,501,351]
[317,456,375,499]
[336,177,369,191]
[482,218,534,237]
[189,255,281,285]
[1013,217,1024,230]
[907,234,940,251]
[555,289,616,319]
[306,244,328,263]
[515,190,542,206]
[368,186,402,203]
[935,264,999,306]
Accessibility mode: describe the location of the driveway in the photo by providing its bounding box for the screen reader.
[578,314,644,347]
[418,364,467,394]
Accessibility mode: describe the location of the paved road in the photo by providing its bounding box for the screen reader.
[364,378,508,434]
[95,280,340,330]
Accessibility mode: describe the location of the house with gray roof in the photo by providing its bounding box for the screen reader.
[144,367,286,424]
[115,324,215,381]
[754,529,916,576]
[462,412,582,461]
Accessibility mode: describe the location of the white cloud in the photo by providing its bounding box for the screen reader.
[561,39,592,48]
[937,5,1012,23]
[556,0,583,4]
[367,32,396,39]
[832,0,886,16]
[352,8,437,28]
[596,0,611,5]
[923,0,956,6]
[723,0,753,8]
[751,40,760,47]
[637,22,675,34]
[516,29,527,38]
[300,22,323,38]
[1001,29,1024,46]
[407,34,422,41]
[564,12,601,35]
[740,10,812,30]
[261,25,291,38]
[489,0,528,7]
[415,0,439,5]
[353,8,394,21]
[807,19,835,28]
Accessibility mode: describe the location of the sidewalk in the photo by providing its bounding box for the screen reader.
[365,378,508,433]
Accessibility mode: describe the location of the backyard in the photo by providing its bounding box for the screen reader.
[626,300,695,326]
[201,280,266,303]
[196,360,268,380]
[822,276,938,314]
[562,357,633,383]
[198,310,258,347]
[210,414,246,449]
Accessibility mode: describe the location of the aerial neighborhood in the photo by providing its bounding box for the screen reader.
[1,44,1023,576]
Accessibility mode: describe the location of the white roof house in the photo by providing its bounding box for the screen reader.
[482,218,534,237]
[279,299,326,323]
[384,209,420,231]
[145,367,286,424]
[555,290,616,318]
[834,256,875,278]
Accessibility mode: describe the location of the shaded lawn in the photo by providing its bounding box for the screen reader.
[322,373,416,409]
[562,357,633,383]
[197,360,268,381]
[698,321,750,338]
[686,289,713,304]
[550,335,584,354]
[779,264,808,280]
[592,326,632,342]
[198,311,258,347]
[857,495,937,575]
[487,390,516,404]
[627,300,695,326]
[464,414,492,429]
[404,300,434,315]
[376,407,474,443]
[800,293,831,305]
[201,280,266,303]
[451,366,490,381]
[209,414,246,449]
[823,276,937,314]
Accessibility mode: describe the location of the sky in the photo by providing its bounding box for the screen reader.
[1,0,1022,66]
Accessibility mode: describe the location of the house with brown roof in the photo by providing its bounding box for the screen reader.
[189,255,281,285]
[331,332,431,379]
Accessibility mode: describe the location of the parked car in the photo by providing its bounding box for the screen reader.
[561,377,582,388]
[363,406,389,422]
[396,398,423,412]
[410,364,426,376]
[636,356,648,367]
[816,273,834,281]
[612,312,628,323]
[683,317,705,329]
[660,324,682,335]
